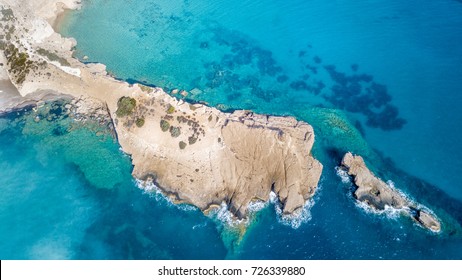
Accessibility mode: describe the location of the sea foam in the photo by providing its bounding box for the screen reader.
[137,177,317,229]
[271,191,316,229]
[335,166,352,184]
[135,179,197,212]
[336,172,429,222]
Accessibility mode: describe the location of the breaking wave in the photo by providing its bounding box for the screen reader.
[338,174,434,223]
[354,200,405,220]
[207,202,249,227]
[135,179,197,212]
[137,178,317,230]
[335,166,352,184]
[270,191,315,229]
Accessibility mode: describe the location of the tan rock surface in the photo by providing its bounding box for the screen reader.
[341,152,441,232]
[0,0,323,219]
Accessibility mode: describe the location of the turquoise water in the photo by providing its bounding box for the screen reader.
[2,0,462,259]
[0,104,227,259]
[62,0,462,201]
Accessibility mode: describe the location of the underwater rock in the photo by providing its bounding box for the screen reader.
[313,56,322,64]
[323,65,406,130]
[340,152,441,232]
[290,80,309,91]
[276,75,289,83]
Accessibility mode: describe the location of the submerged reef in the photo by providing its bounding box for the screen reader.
[323,65,406,130]
[189,27,407,131]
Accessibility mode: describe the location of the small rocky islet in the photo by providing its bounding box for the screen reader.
[340,152,441,232]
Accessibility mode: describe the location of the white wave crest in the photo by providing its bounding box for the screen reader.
[135,179,197,212]
[335,166,351,184]
[355,200,405,220]
[386,180,396,189]
[271,191,315,229]
[137,179,317,229]
[207,202,249,227]
[247,198,269,213]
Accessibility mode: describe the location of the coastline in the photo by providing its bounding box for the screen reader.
[0,0,450,235]
[0,0,323,222]
[51,5,71,33]
[3,0,462,261]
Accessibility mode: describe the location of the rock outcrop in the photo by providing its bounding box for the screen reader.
[0,0,323,220]
[341,152,441,232]
[116,93,323,218]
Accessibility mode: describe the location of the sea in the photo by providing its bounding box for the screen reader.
[1,0,462,259]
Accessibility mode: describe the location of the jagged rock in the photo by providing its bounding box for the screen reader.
[120,100,323,219]
[0,0,323,221]
[414,210,441,232]
[341,152,441,232]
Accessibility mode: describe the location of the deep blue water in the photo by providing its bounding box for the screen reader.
[1,0,462,259]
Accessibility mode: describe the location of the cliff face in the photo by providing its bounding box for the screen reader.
[115,91,322,218]
[0,0,323,219]
[341,152,441,232]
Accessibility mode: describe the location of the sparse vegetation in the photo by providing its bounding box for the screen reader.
[179,141,187,149]
[139,84,153,93]
[166,105,175,114]
[188,136,197,145]
[135,117,145,127]
[3,43,34,84]
[37,48,70,66]
[1,8,14,21]
[116,96,136,117]
[169,126,181,138]
[160,119,170,132]
[189,104,197,111]
[208,115,212,122]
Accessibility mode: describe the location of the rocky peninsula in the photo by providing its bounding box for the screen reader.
[341,152,441,232]
[0,0,322,220]
[0,0,444,232]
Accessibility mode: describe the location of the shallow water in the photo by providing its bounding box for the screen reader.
[62,0,462,200]
[0,105,227,259]
[1,104,462,259]
[1,0,462,259]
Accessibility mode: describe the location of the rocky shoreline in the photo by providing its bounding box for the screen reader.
[0,0,443,231]
[0,0,322,221]
[341,152,441,232]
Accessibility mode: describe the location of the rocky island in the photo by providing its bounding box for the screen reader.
[0,0,322,220]
[341,152,441,232]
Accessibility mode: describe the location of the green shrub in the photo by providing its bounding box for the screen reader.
[188,136,197,145]
[179,141,187,149]
[135,117,145,127]
[169,126,181,138]
[4,44,34,84]
[166,105,175,114]
[116,97,136,117]
[37,48,70,66]
[160,119,170,132]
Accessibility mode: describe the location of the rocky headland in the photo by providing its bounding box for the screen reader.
[341,152,441,232]
[0,0,322,220]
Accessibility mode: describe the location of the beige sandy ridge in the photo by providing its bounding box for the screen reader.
[0,0,323,220]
